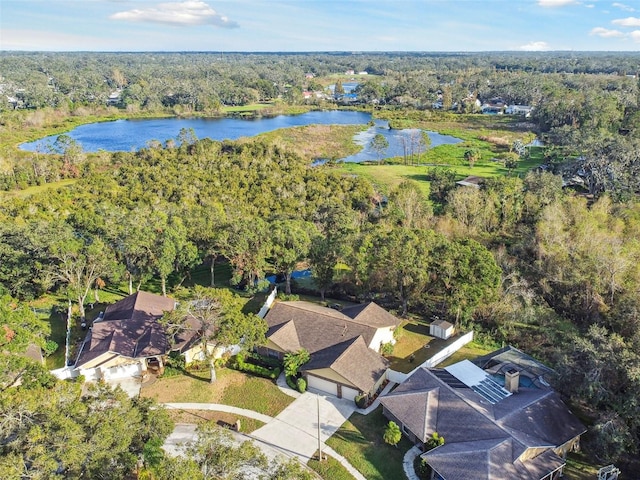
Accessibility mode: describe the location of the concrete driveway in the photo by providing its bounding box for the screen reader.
[251,391,356,461]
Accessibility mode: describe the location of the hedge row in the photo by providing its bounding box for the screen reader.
[231,354,281,380]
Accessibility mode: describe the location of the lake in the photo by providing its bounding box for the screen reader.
[19,111,461,162]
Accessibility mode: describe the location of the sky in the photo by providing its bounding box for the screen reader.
[2,0,640,52]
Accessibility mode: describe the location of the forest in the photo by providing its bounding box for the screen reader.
[1,51,640,478]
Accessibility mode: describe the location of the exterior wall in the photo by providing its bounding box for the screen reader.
[519,446,551,462]
[182,343,240,364]
[554,435,582,458]
[255,346,284,361]
[341,385,360,402]
[307,374,339,396]
[77,352,123,370]
[382,406,420,445]
[368,326,396,351]
[306,367,356,388]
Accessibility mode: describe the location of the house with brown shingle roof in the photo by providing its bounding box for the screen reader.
[380,347,585,480]
[258,301,400,401]
[74,291,175,379]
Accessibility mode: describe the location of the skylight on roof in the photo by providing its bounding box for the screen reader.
[445,360,512,404]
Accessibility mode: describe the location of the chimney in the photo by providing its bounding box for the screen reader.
[505,368,519,393]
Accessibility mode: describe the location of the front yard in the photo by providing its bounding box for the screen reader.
[140,367,294,417]
[326,406,412,480]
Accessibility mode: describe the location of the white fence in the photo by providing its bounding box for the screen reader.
[257,286,278,319]
[386,330,475,384]
[51,366,79,381]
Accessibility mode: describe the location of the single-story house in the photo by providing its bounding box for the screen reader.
[505,104,533,117]
[258,301,400,401]
[74,291,175,380]
[380,346,585,480]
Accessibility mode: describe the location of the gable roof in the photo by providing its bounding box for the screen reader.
[265,301,397,392]
[381,356,585,480]
[340,302,401,329]
[265,301,396,354]
[305,335,389,392]
[75,292,175,368]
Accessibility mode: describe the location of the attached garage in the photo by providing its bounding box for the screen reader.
[306,374,338,397]
[340,385,360,402]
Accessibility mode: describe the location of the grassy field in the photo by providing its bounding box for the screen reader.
[326,406,412,480]
[336,146,543,197]
[257,123,366,161]
[140,368,294,417]
[0,178,78,200]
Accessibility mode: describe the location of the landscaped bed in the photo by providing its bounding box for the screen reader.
[326,406,412,480]
[140,367,294,417]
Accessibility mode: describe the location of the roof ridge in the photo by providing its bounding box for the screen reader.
[330,335,363,367]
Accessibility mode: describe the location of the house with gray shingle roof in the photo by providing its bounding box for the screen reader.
[380,347,585,480]
[258,301,400,401]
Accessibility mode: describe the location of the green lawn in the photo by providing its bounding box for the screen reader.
[308,452,356,480]
[0,178,78,200]
[326,406,412,480]
[141,368,294,417]
[563,452,602,480]
[435,342,492,368]
[387,320,434,373]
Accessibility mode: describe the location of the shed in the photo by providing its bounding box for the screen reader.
[430,319,454,340]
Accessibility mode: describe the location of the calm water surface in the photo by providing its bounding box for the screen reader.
[20,111,461,162]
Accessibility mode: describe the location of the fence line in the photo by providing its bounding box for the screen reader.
[386,330,475,384]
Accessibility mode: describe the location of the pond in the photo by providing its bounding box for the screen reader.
[19,111,461,162]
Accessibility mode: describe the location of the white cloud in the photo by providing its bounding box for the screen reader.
[631,30,640,41]
[537,0,577,7]
[590,26,625,37]
[519,41,550,51]
[612,16,640,26]
[585,4,595,7]
[612,2,635,12]
[110,1,239,28]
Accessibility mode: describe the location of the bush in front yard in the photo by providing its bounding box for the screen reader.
[286,375,297,390]
[230,353,281,379]
[355,394,367,408]
[296,377,307,393]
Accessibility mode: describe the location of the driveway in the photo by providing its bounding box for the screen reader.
[251,391,356,461]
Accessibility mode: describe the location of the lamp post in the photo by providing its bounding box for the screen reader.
[317,393,323,461]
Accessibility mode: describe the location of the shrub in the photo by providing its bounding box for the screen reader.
[414,457,431,480]
[43,340,59,356]
[380,342,394,356]
[230,353,281,379]
[286,375,297,390]
[162,351,186,377]
[296,377,307,393]
[354,394,367,408]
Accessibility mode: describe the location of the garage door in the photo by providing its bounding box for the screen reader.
[307,375,338,397]
[341,386,360,402]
